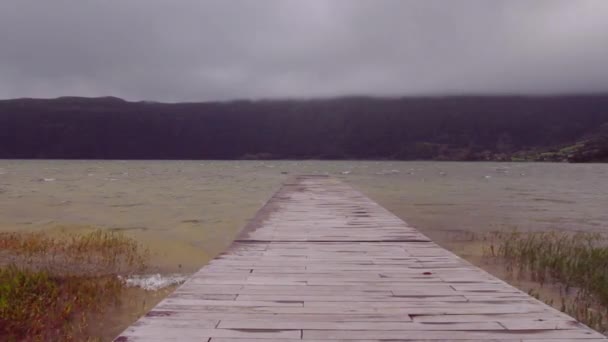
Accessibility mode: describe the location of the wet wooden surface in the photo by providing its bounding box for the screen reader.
[115,176,606,341]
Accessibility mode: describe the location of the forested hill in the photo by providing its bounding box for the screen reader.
[1,95,608,162]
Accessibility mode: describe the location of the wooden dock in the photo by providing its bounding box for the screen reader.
[116,176,606,341]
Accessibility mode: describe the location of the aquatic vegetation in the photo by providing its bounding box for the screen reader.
[0,230,149,340]
[487,231,608,333]
[0,266,123,340]
[0,230,148,276]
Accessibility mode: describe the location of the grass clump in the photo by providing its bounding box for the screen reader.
[487,231,608,333]
[0,230,148,276]
[0,230,148,340]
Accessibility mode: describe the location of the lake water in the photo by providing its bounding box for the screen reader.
[1,160,607,277]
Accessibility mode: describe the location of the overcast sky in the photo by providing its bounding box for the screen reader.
[1,0,607,102]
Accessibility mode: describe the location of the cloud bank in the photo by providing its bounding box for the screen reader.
[1,0,607,101]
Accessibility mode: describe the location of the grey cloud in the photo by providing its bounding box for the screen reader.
[0,0,607,101]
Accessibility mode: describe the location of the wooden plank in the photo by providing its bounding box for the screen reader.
[233,294,470,303]
[122,327,300,339]
[115,176,606,341]
[141,312,413,322]
[217,320,504,331]
[303,329,605,340]
[207,340,608,342]
[411,313,570,323]
[210,340,522,342]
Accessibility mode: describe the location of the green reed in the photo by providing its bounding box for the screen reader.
[0,230,148,276]
[487,231,608,333]
[0,230,149,340]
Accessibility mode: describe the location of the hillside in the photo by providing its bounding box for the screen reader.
[1,95,607,162]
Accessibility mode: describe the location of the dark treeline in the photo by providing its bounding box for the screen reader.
[1,95,608,162]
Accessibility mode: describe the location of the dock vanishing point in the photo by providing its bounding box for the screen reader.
[116,176,606,341]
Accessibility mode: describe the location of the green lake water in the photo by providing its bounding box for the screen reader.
[1,160,607,275]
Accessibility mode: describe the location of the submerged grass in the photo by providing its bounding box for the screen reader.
[486,231,608,333]
[0,230,148,276]
[0,230,149,341]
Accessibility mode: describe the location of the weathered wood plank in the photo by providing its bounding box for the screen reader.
[303,329,605,340]
[115,176,606,341]
[217,320,504,331]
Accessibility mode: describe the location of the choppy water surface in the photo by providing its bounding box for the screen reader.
[1,160,607,275]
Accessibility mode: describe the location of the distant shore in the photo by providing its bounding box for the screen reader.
[1,95,607,162]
